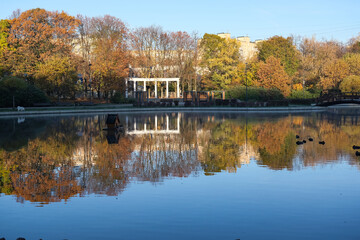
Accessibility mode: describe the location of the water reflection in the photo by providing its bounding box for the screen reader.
[0,110,360,203]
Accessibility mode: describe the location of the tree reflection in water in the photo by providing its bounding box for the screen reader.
[0,110,360,203]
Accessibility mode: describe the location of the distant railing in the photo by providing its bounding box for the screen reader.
[316,92,360,106]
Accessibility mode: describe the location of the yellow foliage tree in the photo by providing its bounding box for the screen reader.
[339,75,360,92]
[319,59,349,90]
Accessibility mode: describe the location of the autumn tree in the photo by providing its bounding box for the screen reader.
[239,61,257,87]
[200,33,241,90]
[90,15,129,100]
[6,8,79,82]
[319,59,349,90]
[0,19,10,76]
[75,15,130,100]
[170,31,198,92]
[347,35,360,53]
[76,14,93,96]
[36,55,78,99]
[0,20,10,51]
[298,37,320,88]
[255,56,291,96]
[298,37,348,90]
[257,36,300,77]
[343,53,360,76]
[339,75,360,93]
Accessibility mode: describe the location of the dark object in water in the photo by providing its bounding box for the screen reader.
[308,138,313,141]
[352,145,360,150]
[296,141,304,145]
[296,135,300,139]
[356,151,360,156]
[303,140,306,143]
[319,141,325,145]
[106,114,122,129]
[106,127,125,145]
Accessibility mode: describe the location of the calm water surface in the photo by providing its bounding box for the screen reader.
[0,109,360,240]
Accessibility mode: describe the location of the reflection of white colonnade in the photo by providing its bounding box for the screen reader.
[127,114,181,135]
[125,78,180,98]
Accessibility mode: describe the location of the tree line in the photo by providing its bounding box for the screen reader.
[1,8,360,105]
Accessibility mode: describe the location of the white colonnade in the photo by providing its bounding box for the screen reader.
[126,78,180,98]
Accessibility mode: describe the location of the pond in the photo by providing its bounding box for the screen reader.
[0,109,360,240]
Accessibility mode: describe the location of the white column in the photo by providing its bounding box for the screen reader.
[125,79,128,98]
[176,80,180,98]
[155,80,158,98]
[155,115,158,131]
[133,81,136,97]
[166,80,169,98]
[177,114,180,131]
[166,115,169,131]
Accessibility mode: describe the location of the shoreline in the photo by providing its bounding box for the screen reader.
[0,105,329,117]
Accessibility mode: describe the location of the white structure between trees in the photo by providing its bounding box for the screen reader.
[126,78,180,98]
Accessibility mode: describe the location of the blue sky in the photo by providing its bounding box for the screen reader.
[1,0,360,43]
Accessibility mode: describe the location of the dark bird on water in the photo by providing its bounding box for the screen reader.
[352,145,360,150]
[296,141,304,145]
[319,141,325,145]
[296,135,300,139]
[308,138,313,141]
[356,151,360,156]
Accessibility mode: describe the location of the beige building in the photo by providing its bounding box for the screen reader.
[217,33,231,39]
[217,33,263,61]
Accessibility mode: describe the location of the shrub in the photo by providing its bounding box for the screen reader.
[110,92,135,104]
[288,98,315,105]
[288,90,319,99]
[227,86,284,101]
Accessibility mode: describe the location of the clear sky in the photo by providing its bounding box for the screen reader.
[1,0,360,43]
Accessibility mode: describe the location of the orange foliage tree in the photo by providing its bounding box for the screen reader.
[6,8,79,81]
[90,15,129,100]
[255,56,291,96]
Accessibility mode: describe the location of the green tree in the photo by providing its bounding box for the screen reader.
[0,76,48,107]
[257,36,300,76]
[200,33,241,90]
